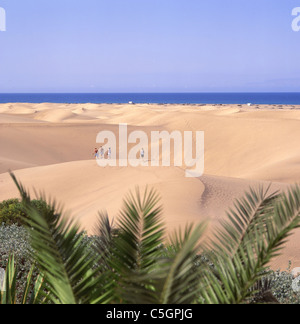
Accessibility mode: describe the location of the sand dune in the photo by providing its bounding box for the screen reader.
[0,161,205,234]
[2,103,300,182]
[1,102,300,269]
[0,160,292,269]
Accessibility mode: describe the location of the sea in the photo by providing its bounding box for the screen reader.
[0,93,300,105]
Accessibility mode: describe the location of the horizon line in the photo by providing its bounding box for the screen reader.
[1,91,300,94]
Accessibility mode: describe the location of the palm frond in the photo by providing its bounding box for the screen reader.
[10,172,106,304]
[202,185,300,304]
[93,212,117,270]
[105,187,165,303]
[158,223,207,304]
[113,187,165,272]
[214,185,278,255]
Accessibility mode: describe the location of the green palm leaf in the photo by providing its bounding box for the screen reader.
[10,173,106,304]
[115,187,165,272]
[93,213,118,271]
[158,223,207,304]
[202,185,300,304]
[102,187,165,303]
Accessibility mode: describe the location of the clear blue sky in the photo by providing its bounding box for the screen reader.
[0,0,300,93]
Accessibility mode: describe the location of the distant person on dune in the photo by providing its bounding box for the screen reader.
[108,147,112,160]
[141,148,145,160]
[100,146,104,159]
[94,148,99,159]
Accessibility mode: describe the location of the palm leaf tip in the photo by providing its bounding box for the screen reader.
[159,223,207,304]
[116,187,165,271]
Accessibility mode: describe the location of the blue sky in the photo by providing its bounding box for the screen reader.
[0,0,300,93]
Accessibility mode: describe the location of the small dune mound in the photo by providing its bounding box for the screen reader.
[33,109,77,122]
[214,108,241,116]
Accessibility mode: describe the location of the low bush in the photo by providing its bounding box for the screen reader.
[0,198,51,226]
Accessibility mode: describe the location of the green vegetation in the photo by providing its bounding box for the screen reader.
[1,173,300,304]
[0,198,52,226]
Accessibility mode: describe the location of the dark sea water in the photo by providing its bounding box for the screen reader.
[0,93,300,105]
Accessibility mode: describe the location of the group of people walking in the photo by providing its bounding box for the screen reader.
[94,147,111,160]
[93,147,145,160]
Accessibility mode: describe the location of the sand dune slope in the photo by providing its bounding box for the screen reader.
[0,160,295,269]
[0,160,205,234]
[2,104,300,183]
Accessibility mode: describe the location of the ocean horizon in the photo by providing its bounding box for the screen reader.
[0,93,300,105]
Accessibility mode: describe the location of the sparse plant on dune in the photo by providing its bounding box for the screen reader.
[1,173,300,304]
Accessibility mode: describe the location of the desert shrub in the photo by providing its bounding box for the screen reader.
[0,198,52,226]
[0,199,25,226]
[268,270,300,304]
